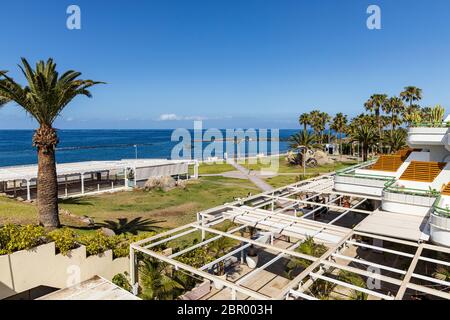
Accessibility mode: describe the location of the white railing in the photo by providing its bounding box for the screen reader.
[382,189,437,207]
[334,175,388,188]
[430,213,450,231]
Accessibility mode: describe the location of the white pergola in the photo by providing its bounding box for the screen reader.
[130,169,450,300]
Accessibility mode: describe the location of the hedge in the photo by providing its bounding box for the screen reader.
[0,224,154,258]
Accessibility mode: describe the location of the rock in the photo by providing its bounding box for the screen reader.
[101,227,116,237]
[314,150,334,165]
[16,196,25,202]
[81,216,95,226]
[144,176,177,191]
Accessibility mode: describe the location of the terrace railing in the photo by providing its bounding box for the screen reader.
[409,122,450,128]
[382,179,439,207]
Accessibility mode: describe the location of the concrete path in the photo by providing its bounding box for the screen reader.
[228,161,275,192]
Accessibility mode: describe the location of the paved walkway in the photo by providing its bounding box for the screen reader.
[228,161,274,192]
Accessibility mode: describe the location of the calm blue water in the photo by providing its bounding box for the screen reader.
[0,129,297,167]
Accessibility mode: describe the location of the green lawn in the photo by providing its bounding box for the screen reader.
[242,156,356,174]
[197,162,235,174]
[265,175,300,188]
[0,176,259,230]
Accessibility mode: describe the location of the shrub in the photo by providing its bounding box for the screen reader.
[0,224,156,258]
[112,272,132,292]
[47,228,78,255]
[0,224,46,255]
[79,231,113,256]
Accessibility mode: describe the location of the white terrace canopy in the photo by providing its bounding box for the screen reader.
[0,159,198,201]
[131,175,450,300]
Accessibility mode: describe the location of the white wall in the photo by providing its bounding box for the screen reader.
[0,242,128,300]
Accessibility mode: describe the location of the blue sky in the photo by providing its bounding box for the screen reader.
[1,0,450,129]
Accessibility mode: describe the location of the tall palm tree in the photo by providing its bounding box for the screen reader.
[289,130,318,175]
[331,113,348,159]
[310,110,330,145]
[350,124,379,162]
[402,104,421,126]
[139,258,184,300]
[0,58,103,229]
[364,94,387,138]
[299,112,311,131]
[383,129,407,153]
[384,96,405,131]
[400,86,422,108]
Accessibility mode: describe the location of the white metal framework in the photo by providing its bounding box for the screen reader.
[131,171,450,300]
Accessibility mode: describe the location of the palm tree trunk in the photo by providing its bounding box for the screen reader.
[37,146,60,229]
[339,132,342,160]
[363,143,369,162]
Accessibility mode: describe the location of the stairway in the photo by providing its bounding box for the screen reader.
[370,155,404,172]
[441,182,450,196]
[399,161,446,182]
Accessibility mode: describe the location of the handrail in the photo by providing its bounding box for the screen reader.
[432,195,450,218]
[335,159,377,175]
[383,179,439,198]
[409,122,450,128]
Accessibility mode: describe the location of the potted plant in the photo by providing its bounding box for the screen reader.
[246,245,259,269]
[213,261,227,290]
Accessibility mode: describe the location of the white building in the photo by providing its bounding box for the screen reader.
[0,159,198,201]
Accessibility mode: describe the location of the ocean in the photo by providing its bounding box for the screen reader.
[0,129,298,167]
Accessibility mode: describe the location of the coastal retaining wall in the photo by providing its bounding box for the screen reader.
[0,242,128,300]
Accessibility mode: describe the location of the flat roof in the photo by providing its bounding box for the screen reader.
[0,158,193,181]
[355,209,430,242]
[37,276,140,300]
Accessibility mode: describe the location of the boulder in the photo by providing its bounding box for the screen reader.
[101,227,116,237]
[314,150,334,165]
[144,176,177,191]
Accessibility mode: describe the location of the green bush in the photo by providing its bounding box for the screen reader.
[112,272,132,292]
[79,231,113,256]
[0,224,46,255]
[47,228,79,255]
[0,224,156,257]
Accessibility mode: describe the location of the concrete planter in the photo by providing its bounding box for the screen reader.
[0,242,129,300]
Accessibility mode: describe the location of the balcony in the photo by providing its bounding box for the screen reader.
[430,203,450,247]
[334,173,392,197]
[381,184,438,216]
[407,125,449,147]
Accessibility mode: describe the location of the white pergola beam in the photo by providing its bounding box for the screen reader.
[309,272,394,300]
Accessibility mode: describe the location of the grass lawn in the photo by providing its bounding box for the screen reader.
[0,176,259,231]
[242,156,356,174]
[197,162,235,174]
[265,175,300,188]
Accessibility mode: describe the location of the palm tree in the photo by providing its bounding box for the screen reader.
[383,129,407,153]
[139,258,184,300]
[299,112,311,131]
[289,130,318,175]
[384,97,405,131]
[350,124,379,162]
[309,110,330,145]
[285,237,327,280]
[402,104,421,126]
[364,94,387,138]
[400,86,422,109]
[0,58,103,229]
[331,113,348,159]
[95,217,164,235]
